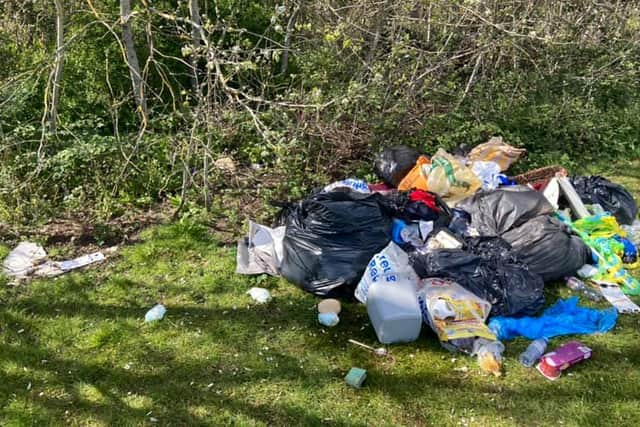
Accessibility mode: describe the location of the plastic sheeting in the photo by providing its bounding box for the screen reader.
[457,186,554,236]
[570,176,638,225]
[280,191,391,298]
[409,247,545,317]
[502,216,591,281]
[489,297,618,341]
[467,137,526,172]
[236,222,285,276]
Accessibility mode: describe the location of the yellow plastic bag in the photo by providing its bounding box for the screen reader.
[397,156,430,191]
[427,149,481,206]
[467,137,526,172]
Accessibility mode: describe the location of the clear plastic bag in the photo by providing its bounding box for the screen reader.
[427,149,481,206]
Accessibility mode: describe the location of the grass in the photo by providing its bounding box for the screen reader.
[2,168,640,426]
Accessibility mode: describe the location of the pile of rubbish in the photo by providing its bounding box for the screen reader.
[238,137,640,379]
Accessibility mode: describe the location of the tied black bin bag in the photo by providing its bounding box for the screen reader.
[374,145,421,187]
[280,191,392,298]
[410,245,545,317]
[570,176,638,225]
[502,216,591,282]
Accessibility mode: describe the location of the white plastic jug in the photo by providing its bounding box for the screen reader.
[366,279,422,344]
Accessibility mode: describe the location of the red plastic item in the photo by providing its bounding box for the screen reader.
[408,190,441,213]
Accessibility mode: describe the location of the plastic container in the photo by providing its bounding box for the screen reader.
[519,338,548,368]
[537,341,592,380]
[576,264,598,279]
[145,304,166,323]
[366,280,422,344]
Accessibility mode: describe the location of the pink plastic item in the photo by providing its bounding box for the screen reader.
[536,341,592,380]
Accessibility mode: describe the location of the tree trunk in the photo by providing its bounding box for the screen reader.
[188,0,202,93]
[280,4,299,74]
[48,0,65,133]
[120,0,148,120]
[366,0,390,66]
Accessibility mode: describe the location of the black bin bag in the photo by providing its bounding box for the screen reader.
[570,176,638,225]
[457,186,554,236]
[280,191,392,298]
[409,246,544,317]
[502,216,591,282]
[373,145,421,187]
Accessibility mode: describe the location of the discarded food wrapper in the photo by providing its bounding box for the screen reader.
[416,278,496,350]
[344,367,367,388]
[591,280,640,314]
[318,312,339,327]
[426,229,463,251]
[318,298,341,314]
[247,287,272,303]
[537,341,592,380]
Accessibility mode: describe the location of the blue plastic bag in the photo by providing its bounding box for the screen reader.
[489,297,617,341]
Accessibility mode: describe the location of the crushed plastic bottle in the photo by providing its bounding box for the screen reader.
[519,338,548,368]
[565,277,603,301]
[144,304,166,323]
[473,338,504,377]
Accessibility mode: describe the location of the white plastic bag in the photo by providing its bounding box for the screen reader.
[354,242,419,304]
[323,178,370,193]
[236,222,285,276]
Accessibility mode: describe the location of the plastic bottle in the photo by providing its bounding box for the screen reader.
[473,339,505,377]
[519,338,548,368]
[565,277,603,301]
[145,304,166,322]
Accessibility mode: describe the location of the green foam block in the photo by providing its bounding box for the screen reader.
[345,367,367,388]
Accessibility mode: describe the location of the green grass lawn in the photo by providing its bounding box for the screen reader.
[3,164,640,426]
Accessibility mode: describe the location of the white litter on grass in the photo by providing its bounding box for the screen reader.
[2,241,106,279]
[3,242,47,278]
[318,312,339,327]
[247,287,272,303]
